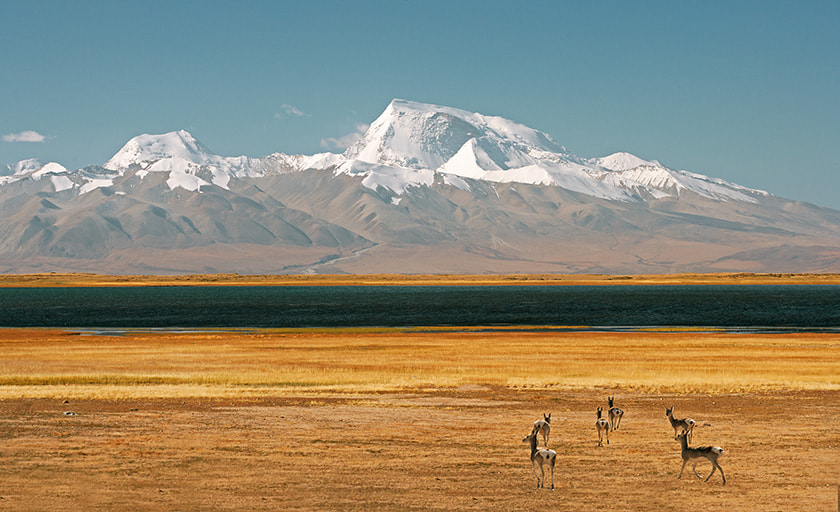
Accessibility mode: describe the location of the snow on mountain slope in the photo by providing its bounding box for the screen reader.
[344,99,571,171]
[336,159,435,196]
[592,152,768,202]
[5,158,43,176]
[104,130,271,185]
[31,162,69,178]
[337,99,631,198]
[2,99,770,203]
[104,130,214,170]
[437,138,502,179]
[143,157,218,192]
[593,152,659,171]
[28,163,76,192]
[50,174,74,192]
[0,160,76,192]
[0,160,64,181]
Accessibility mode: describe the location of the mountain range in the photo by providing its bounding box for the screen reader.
[2,99,840,274]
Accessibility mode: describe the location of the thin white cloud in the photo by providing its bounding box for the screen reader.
[320,123,369,150]
[3,130,46,143]
[275,104,309,118]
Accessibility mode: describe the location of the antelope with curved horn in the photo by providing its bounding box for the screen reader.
[522,431,556,490]
[607,396,623,431]
[595,407,610,447]
[676,432,725,485]
[531,413,551,447]
[665,406,696,442]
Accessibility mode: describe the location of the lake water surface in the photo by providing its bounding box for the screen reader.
[1,285,839,331]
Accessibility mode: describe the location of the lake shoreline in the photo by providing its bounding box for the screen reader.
[2,271,840,287]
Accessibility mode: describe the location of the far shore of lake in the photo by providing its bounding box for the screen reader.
[2,271,840,287]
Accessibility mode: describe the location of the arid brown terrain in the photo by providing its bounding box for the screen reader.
[0,326,837,511]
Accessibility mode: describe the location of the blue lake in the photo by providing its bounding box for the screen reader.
[1,285,839,331]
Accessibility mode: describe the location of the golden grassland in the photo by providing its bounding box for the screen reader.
[0,327,838,510]
[1,271,840,287]
[0,328,837,398]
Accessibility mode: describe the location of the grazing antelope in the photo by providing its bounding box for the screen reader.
[665,406,696,442]
[595,407,610,447]
[676,432,725,485]
[522,431,556,490]
[531,413,551,447]
[607,396,624,431]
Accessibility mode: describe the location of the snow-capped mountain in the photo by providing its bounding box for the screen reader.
[1,99,839,275]
[334,99,769,203]
[103,130,215,170]
[336,99,624,199]
[3,158,45,176]
[3,99,768,203]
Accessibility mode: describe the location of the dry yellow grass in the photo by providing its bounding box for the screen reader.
[0,328,837,398]
[2,271,840,287]
[1,328,838,511]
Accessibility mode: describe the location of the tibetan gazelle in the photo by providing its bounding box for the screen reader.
[595,407,610,446]
[523,431,556,490]
[531,413,551,447]
[607,396,624,431]
[665,406,696,442]
[676,432,725,485]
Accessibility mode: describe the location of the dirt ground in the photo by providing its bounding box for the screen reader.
[1,388,838,511]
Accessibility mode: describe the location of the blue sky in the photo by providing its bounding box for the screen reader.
[2,1,838,208]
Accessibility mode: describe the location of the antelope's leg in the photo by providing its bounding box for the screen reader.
[704,462,724,483]
[549,462,555,490]
[538,461,546,489]
[692,462,703,479]
[531,461,542,488]
[704,463,717,482]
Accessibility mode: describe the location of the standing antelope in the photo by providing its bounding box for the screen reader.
[665,406,696,443]
[607,396,623,431]
[595,407,610,447]
[522,431,556,490]
[532,413,551,447]
[676,432,725,485]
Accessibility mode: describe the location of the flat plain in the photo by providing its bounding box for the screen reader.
[0,326,838,511]
[2,271,840,287]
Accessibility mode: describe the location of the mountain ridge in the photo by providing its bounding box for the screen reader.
[1,99,838,275]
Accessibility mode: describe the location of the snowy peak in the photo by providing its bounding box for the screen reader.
[100,129,283,192]
[594,152,661,172]
[591,151,767,202]
[344,99,570,171]
[2,99,770,204]
[104,130,214,170]
[8,158,45,176]
[0,159,76,193]
[344,99,483,169]
[1,160,67,180]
